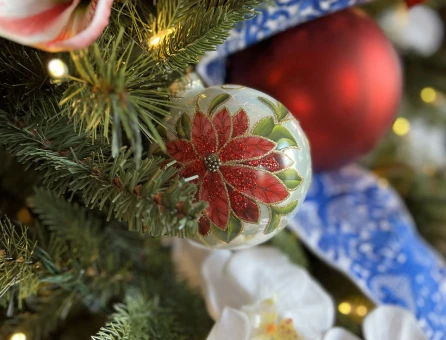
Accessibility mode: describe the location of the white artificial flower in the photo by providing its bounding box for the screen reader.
[202,247,335,340]
[0,0,114,52]
[322,305,426,340]
[379,5,444,57]
[405,119,446,169]
[171,238,214,290]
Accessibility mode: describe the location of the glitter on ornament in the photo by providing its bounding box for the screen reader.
[165,106,293,235]
[160,85,312,248]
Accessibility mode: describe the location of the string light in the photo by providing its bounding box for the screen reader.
[356,305,368,317]
[338,302,352,315]
[16,208,33,225]
[10,332,26,340]
[47,58,68,79]
[420,87,437,103]
[149,28,175,47]
[392,117,410,136]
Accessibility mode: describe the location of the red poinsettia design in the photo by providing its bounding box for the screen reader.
[166,107,293,236]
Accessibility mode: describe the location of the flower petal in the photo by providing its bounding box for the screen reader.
[0,0,80,45]
[321,327,360,340]
[221,166,289,204]
[243,152,294,172]
[213,108,232,149]
[198,216,211,236]
[231,109,249,138]
[179,160,206,184]
[0,0,113,52]
[171,238,211,290]
[166,140,198,164]
[40,0,114,52]
[228,186,259,223]
[363,306,426,340]
[206,307,251,340]
[220,136,275,162]
[192,112,218,157]
[201,172,229,230]
[201,251,251,319]
[227,247,334,339]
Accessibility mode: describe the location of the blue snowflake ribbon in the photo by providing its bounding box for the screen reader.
[288,165,446,339]
[197,0,369,85]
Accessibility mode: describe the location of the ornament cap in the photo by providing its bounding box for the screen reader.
[170,72,205,99]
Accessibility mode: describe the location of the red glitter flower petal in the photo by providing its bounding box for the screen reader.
[192,112,217,157]
[166,140,197,164]
[243,152,293,172]
[228,186,259,223]
[220,136,275,162]
[221,166,289,204]
[198,216,211,236]
[201,171,229,230]
[232,109,249,137]
[213,108,232,149]
[179,160,206,184]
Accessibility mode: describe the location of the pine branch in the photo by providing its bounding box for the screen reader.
[28,189,103,268]
[0,289,77,340]
[92,292,150,340]
[153,0,261,70]
[0,39,65,115]
[61,29,172,165]
[29,189,145,308]
[0,219,39,309]
[93,291,187,340]
[0,112,205,237]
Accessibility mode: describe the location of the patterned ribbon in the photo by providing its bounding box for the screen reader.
[197,0,369,85]
[288,165,446,340]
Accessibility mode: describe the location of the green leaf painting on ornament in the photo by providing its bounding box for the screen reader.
[258,96,290,122]
[272,200,298,215]
[211,213,242,243]
[277,102,290,122]
[265,201,299,234]
[157,125,168,140]
[209,93,230,115]
[175,113,191,140]
[265,210,281,234]
[268,126,299,149]
[152,147,170,159]
[253,117,275,137]
[252,118,299,150]
[276,169,303,190]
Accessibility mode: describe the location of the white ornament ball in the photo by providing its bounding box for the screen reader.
[164,84,312,249]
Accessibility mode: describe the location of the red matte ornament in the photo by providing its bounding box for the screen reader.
[228,8,403,172]
[405,0,426,7]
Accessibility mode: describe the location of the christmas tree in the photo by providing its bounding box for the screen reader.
[0,0,444,339]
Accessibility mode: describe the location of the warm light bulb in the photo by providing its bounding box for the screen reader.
[338,302,352,315]
[356,305,368,317]
[149,28,175,47]
[393,117,410,136]
[421,87,437,103]
[48,58,68,79]
[10,332,27,340]
[378,178,389,189]
[16,208,33,225]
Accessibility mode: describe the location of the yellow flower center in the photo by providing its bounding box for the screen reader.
[266,323,277,335]
[249,299,302,340]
